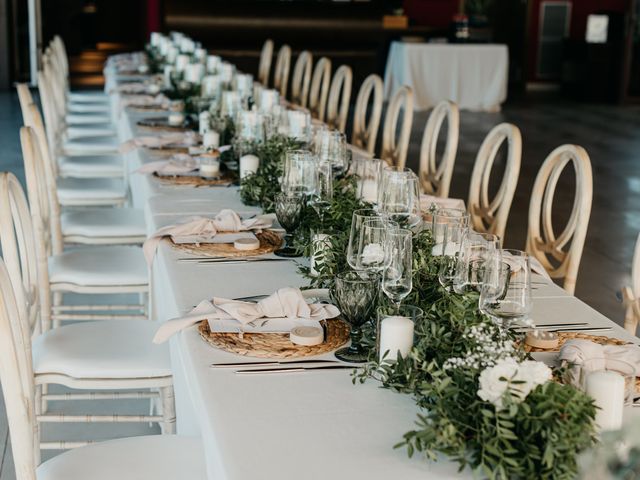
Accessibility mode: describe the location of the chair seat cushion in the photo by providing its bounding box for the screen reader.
[33,320,170,379]
[63,136,120,156]
[59,155,124,178]
[61,208,146,239]
[49,245,147,287]
[68,91,109,103]
[66,112,112,126]
[66,124,116,139]
[37,435,206,480]
[68,103,111,114]
[56,178,127,204]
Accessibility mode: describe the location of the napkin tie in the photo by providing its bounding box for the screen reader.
[153,287,340,343]
[143,210,272,264]
[559,339,640,373]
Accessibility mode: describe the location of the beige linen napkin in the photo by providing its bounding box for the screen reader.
[118,93,169,113]
[420,194,466,212]
[143,210,273,263]
[135,154,199,176]
[119,131,199,154]
[153,287,340,343]
[502,251,552,280]
[559,339,640,372]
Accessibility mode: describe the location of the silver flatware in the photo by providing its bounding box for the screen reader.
[512,322,588,329]
[515,326,613,333]
[196,258,292,265]
[235,364,359,375]
[211,359,340,368]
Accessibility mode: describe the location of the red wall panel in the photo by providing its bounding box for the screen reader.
[403,0,460,28]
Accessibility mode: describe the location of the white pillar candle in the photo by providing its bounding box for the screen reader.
[359,179,378,203]
[199,111,211,135]
[175,54,190,72]
[168,112,185,127]
[585,371,625,431]
[201,75,220,98]
[239,154,260,179]
[203,131,220,149]
[379,316,414,363]
[310,234,331,277]
[199,159,220,178]
[206,55,221,73]
[163,65,175,88]
[184,63,204,83]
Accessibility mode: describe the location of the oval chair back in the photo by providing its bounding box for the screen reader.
[351,74,383,155]
[380,85,413,169]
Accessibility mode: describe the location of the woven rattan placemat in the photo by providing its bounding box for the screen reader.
[170,230,282,258]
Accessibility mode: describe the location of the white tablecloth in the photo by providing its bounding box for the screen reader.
[384,42,509,112]
[106,66,639,480]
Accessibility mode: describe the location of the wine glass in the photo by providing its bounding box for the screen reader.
[330,270,379,363]
[273,192,304,258]
[479,249,532,332]
[346,208,379,270]
[234,73,254,102]
[377,168,421,228]
[314,129,348,176]
[355,218,393,273]
[282,150,318,198]
[453,231,500,294]
[311,161,333,228]
[382,229,413,311]
[257,89,280,114]
[351,157,383,205]
[436,221,469,290]
[234,110,266,156]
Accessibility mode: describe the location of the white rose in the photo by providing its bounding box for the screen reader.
[518,360,553,387]
[477,358,520,409]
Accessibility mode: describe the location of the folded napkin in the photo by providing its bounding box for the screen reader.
[136,154,199,176]
[153,287,340,343]
[120,131,199,154]
[502,251,551,280]
[118,93,169,113]
[143,210,273,263]
[559,339,640,373]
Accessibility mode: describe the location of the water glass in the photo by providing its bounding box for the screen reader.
[282,110,312,143]
[453,231,500,294]
[378,168,421,228]
[273,192,304,258]
[257,89,280,114]
[355,218,392,273]
[351,157,383,205]
[330,271,379,363]
[282,150,318,198]
[346,208,380,270]
[314,129,348,176]
[479,250,532,330]
[376,305,423,363]
[220,90,242,119]
[382,229,413,309]
[234,110,266,155]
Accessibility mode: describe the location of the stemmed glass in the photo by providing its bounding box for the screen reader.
[355,218,393,272]
[312,161,333,228]
[453,232,500,294]
[431,208,470,290]
[377,167,421,228]
[273,192,304,258]
[382,229,413,311]
[479,249,533,332]
[330,271,379,363]
[346,209,379,270]
[282,150,318,198]
[314,129,348,176]
[234,110,266,156]
[282,110,312,144]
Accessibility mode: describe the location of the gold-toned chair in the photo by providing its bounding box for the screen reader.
[258,39,274,86]
[308,57,332,122]
[273,44,292,98]
[325,65,353,133]
[290,50,313,108]
[351,74,383,155]
[380,85,413,169]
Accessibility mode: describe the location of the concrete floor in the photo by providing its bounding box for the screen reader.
[0,89,640,477]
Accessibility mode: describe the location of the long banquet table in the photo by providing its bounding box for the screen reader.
[106,67,639,479]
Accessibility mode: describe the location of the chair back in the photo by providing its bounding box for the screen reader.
[16,84,36,123]
[37,69,63,159]
[325,65,352,133]
[623,233,640,333]
[0,256,39,480]
[418,100,459,198]
[258,39,274,86]
[351,74,383,155]
[526,145,593,295]
[468,123,521,243]
[381,85,413,169]
[290,51,312,108]
[273,45,291,98]
[308,57,331,122]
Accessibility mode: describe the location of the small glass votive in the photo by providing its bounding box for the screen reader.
[197,153,221,179]
[376,305,423,364]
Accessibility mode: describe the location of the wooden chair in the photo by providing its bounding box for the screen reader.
[468,123,522,244]
[20,126,148,325]
[308,57,331,122]
[325,65,352,133]
[258,39,274,86]
[380,85,414,169]
[0,172,175,449]
[0,256,206,476]
[290,50,313,108]
[526,145,593,295]
[417,100,459,198]
[622,233,640,334]
[351,74,383,155]
[273,44,291,98]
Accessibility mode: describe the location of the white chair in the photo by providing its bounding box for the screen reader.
[380,85,413,169]
[308,57,331,122]
[0,257,206,477]
[258,39,274,86]
[526,145,593,295]
[273,45,291,99]
[22,103,128,207]
[290,50,312,108]
[325,65,352,133]
[467,123,521,243]
[21,111,145,246]
[20,127,148,325]
[417,100,459,198]
[622,234,640,334]
[351,74,383,155]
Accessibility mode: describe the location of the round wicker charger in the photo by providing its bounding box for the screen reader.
[198,317,350,359]
[152,171,236,187]
[144,146,190,156]
[171,230,282,258]
[137,117,193,133]
[524,332,630,353]
[128,105,168,113]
